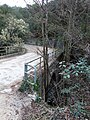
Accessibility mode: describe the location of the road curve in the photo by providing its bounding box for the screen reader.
[0,44,44,90]
[0,44,54,120]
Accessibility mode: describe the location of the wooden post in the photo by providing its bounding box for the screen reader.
[5,47,8,55]
[8,46,10,54]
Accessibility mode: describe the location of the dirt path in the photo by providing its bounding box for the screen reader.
[0,88,35,120]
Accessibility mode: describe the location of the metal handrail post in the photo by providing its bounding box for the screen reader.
[24,64,28,81]
[34,65,37,84]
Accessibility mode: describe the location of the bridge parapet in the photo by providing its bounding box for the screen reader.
[0,45,24,58]
[24,49,61,83]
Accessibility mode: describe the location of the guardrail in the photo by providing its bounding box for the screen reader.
[24,49,60,83]
[0,46,23,56]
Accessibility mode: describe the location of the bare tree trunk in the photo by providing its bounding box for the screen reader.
[45,0,49,101]
[41,0,45,100]
[64,0,76,62]
[41,0,49,101]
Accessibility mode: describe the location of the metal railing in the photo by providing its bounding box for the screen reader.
[0,46,23,56]
[24,49,60,83]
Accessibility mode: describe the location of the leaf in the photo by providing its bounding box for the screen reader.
[64,69,69,72]
[75,73,79,76]
[30,82,35,86]
[67,74,70,78]
[59,61,63,64]
[80,71,83,73]
[63,65,66,68]
[63,75,67,79]
[71,64,75,69]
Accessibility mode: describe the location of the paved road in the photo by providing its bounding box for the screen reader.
[0,44,54,120]
[0,44,53,91]
[0,44,41,120]
[0,45,43,90]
